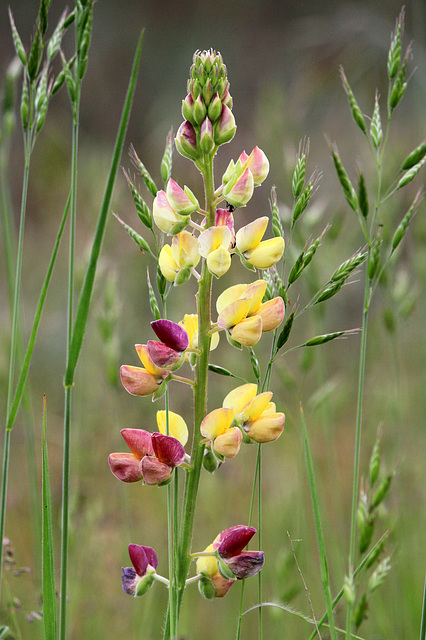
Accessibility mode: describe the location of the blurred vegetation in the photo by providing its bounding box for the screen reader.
[0,0,424,638]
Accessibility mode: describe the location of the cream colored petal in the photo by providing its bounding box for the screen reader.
[159,245,179,282]
[214,427,242,459]
[244,237,284,269]
[236,216,268,253]
[242,392,273,423]
[135,344,165,376]
[243,280,268,315]
[156,410,189,446]
[216,283,248,314]
[217,297,252,329]
[223,383,258,415]
[247,412,285,443]
[200,407,235,439]
[230,315,263,347]
[198,226,231,258]
[207,246,231,278]
[256,297,285,332]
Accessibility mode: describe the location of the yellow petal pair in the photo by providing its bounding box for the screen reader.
[198,226,232,278]
[200,407,242,458]
[156,410,188,446]
[159,231,200,282]
[236,217,284,269]
[179,314,219,351]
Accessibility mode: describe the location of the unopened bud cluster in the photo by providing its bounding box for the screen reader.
[176,49,236,160]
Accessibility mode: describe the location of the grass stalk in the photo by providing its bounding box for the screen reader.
[58,34,143,638]
[300,405,337,640]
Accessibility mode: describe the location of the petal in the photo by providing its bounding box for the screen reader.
[121,428,154,458]
[255,297,285,332]
[242,280,268,315]
[120,365,161,396]
[207,246,231,278]
[128,544,149,576]
[225,550,264,578]
[213,104,236,146]
[179,314,198,346]
[151,319,189,352]
[141,457,173,485]
[166,178,199,216]
[215,525,256,557]
[172,230,200,268]
[108,453,143,483]
[230,315,263,347]
[241,392,273,423]
[152,433,185,467]
[246,412,285,443]
[156,410,189,446]
[141,545,159,570]
[122,566,139,595]
[159,245,179,282]
[198,226,231,257]
[147,341,184,371]
[246,146,269,186]
[214,427,242,459]
[153,190,182,233]
[216,283,249,315]
[215,208,235,238]
[196,544,218,578]
[217,297,252,330]
[223,168,254,208]
[200,407,235,440]
[236,217,268,253]
[244,237,284,269]
[135,344,165,376]
[222,383,257,415]
[210,572,235,597]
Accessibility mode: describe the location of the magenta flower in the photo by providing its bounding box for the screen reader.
[214,525,264,579]
[122,544,158,596]
[147,319,189,371]
[108,429,185,485]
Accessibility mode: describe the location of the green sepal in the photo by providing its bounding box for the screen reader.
[151,375,171,402]
[198,575,215,600]
[217,557,235,581]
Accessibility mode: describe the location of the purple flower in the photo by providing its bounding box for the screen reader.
[122,544,158,596]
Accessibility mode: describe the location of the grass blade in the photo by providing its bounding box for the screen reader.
[42,396,57,640]
[6,196,70,431]
[420,576,426,640]
[300,405,337,640]
[64,31,144,387]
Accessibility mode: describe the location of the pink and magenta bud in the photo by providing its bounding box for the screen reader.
[151,433,186,467]
[240,146,270,186]
[214,104,236,146]
[121,428,154,458]
[108,453,143,483]
[175,120,200,161]
[120,365,162,396]
[151,319,189,352]
[216,525,256,558]
[166,179,199,216]
[223,168,254,208]
[182,94,196,124]
[141,456,173,485]
[147,341,185,371]
[200,117,215,154]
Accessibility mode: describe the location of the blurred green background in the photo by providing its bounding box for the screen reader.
[0,0,425,638]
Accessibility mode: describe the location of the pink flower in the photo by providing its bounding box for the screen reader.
[108,429,185,485]
[122,544,158,596]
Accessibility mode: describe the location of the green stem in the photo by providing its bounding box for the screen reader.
[165,389,176,639]
[59,95,80,640]
[300,406,337,640]
[166,156,214,637]
[257,444,263,640]
[0,131,31,598]
[346,271,369,639]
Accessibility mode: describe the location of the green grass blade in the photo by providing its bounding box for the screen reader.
[420,576,426,640]
[42,396,57,640]
[6,196,70,432]
[300,405,337,640]
[64,31,144,387]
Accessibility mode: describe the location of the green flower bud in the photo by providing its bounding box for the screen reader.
[198,575,216,600]
[354,593,368,629]
[343,574,356,607]
[208,93,222,122]
[193,94,207,126]
[203,449,220,473]
[369,438,381,487]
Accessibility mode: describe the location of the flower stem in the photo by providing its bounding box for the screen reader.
[0,130,31,598]
[167,156,215,636]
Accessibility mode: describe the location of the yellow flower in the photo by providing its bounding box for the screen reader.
[200,407,242,458]
[156,410,189,446]
[179,314,219,352]
[223,383,285,443]
[159,231,200,282]
[198,226,232,278]
[236,217,284,269]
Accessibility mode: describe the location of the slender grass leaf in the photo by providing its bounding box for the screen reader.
[300,406,337,640]
[42,396,57,640]
[65,32,144,387]
[6,197,70,431]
